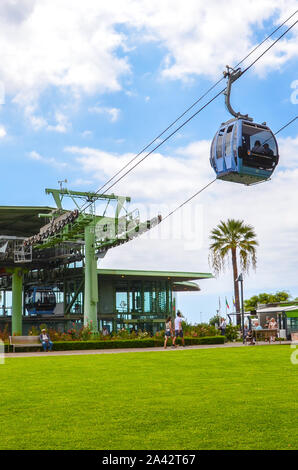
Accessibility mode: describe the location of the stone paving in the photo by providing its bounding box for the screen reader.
[5,340,291,359]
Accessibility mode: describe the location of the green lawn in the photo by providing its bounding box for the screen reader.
[0,346,297,450]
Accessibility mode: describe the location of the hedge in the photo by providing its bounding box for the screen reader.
[5,335,224,353]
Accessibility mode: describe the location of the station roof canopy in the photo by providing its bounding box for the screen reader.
[0,206,55,237]
[98,268,213,284]
[172,281,201,292]
[256,305,298,318]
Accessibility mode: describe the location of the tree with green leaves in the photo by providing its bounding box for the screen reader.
[209,314,221,326]
[209,219,258,325]
[244,291,291,310]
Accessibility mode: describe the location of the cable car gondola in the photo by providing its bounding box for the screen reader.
[210,66,279,185]
[25,287,56,315]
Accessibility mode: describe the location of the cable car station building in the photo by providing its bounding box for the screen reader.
[0,197,213,335]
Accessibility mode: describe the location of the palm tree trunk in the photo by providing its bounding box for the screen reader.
[231,247,241,325]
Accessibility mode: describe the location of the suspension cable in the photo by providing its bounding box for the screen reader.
[84,9,298,202]
[161,179,217,222]
[80,14,298,213]
[273,116,297,137]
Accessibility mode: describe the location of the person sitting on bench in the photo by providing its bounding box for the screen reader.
[246,330,255,345]
[39,329,53,352]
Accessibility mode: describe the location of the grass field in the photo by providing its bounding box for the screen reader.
[0,346,297,450]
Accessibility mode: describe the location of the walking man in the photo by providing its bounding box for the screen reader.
[173,311,185,347]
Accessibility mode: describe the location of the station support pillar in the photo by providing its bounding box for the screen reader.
[12,268,23,335]
[84,224,99,332]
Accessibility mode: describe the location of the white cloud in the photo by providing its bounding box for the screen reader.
[28,150,67,168]
[71,178,94,186]
[81,130,93,138]
[22,101,48,131]
[0,0,296,119]
[88,106,121,122]
[47,112,70,133]
[278,134,298,168]
[22,104,70,133]
[0,125,7,138]
[65,143,209,202]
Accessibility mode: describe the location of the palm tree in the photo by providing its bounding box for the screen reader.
[209,219,258,325]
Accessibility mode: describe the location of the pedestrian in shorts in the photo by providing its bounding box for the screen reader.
[173,311,185,347]
[164,316,174,349]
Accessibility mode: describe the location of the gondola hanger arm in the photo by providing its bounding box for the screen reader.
[223,65,253,121]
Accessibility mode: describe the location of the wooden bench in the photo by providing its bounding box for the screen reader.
[9,336,41,353]
[253,329,281,344]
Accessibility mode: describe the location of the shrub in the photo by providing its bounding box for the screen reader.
[183,322,217,338]
[78,324,92,341]
[0,324,9,342]
[28,326,39,336]
[52,335,225,351]
[5,335,225,353]
[224,324,239,342]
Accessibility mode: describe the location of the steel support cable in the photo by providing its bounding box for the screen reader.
[273,116,297,137]
[161,178,217,222]
[261,115,298,147]
[80,9,298,208]
[81,15,298,214]
[234,9,297,69]
[241,18,298,76]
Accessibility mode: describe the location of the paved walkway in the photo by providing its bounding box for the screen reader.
[5,341,291,358]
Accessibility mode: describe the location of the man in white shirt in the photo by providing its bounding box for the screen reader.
[173,311,185,347]
[219,318,227,336]
[39,328,53,352]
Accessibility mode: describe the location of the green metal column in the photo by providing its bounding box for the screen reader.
[84,223,99,332]
[12,268,23,335]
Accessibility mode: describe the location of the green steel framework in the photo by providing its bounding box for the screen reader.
[0,188,213,335]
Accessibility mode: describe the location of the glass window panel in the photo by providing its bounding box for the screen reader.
[210,135,216,164]
[216,130,224,159]
[144,281,156,313]
[288,317,298,331]
[115,281,129,313]
[243,124,277,156]
[233,125,238,158]
[158,281,167,314]
[116,292,128,312]
[225,125,233,156]
[129,281,142,313]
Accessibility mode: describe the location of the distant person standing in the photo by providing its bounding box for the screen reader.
[173,311,185,347]
[219,318,227,336]
[243,323,249,341]
[102,326,109,337]
[164,316,174,349]
[264,316,270,329]
[269,317,278,343]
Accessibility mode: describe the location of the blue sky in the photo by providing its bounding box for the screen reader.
[0,1,297,323]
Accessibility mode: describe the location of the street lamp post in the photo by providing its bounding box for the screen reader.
[237,273,245,344]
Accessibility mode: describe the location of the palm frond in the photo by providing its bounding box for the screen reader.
[209,218,258,276]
